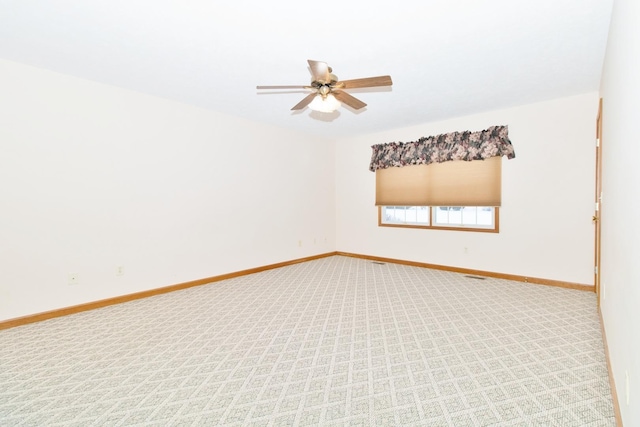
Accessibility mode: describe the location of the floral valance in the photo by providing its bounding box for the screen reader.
[369,125,515,172]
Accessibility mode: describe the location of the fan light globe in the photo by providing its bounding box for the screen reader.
[308,94,341,113]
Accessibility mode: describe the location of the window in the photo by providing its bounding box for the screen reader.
[379,206,499,232]
[370,126,514,234]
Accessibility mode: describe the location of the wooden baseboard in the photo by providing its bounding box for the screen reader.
[0,252,336,331]
[1,251,593,331]
[335,252,593,292]
[599,307,624,426]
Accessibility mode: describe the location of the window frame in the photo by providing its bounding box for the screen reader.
[378,206,500,233]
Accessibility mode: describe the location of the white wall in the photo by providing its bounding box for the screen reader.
[0,59,336,321]
[599,0,640,423]
[335,93,598,285]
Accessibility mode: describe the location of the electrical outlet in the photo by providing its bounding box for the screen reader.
[116,266,124,276]
[68,273,79,285]
[298,240,302,247]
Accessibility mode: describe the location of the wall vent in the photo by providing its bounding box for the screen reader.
[372,262,386,265]
[465,275,487,280]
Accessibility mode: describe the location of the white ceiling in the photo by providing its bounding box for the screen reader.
[0,0,613,138]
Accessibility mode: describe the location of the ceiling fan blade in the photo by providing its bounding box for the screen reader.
[291,92,318,110]
[257,85,309,89]
[307,60,330,83]
[333,91,367,110]
[338,75,393,89]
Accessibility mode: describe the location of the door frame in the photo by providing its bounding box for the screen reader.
[595,98,603,303]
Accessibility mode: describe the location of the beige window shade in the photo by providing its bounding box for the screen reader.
[375,156,502,206]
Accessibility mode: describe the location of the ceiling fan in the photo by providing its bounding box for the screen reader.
[256,59,392,112]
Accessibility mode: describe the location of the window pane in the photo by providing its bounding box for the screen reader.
[383,206,404,223]
[462,207,477,225]
[449,207,462,224]
[382,205,430,225]
[477,207,493,225]
[416,206,429,224]
[433,206,494,228]
[383,206,401,223]
[435,207,449,223]
[406,206,417,222]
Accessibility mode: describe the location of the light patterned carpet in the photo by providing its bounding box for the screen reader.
[0,255,615,426]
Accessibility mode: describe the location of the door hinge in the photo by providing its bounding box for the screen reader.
[595,266,599,275]
[595,202,599,212]
[596,138,600,147]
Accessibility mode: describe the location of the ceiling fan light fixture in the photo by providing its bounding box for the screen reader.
[308,93,341,113]
[256,60,392,113]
